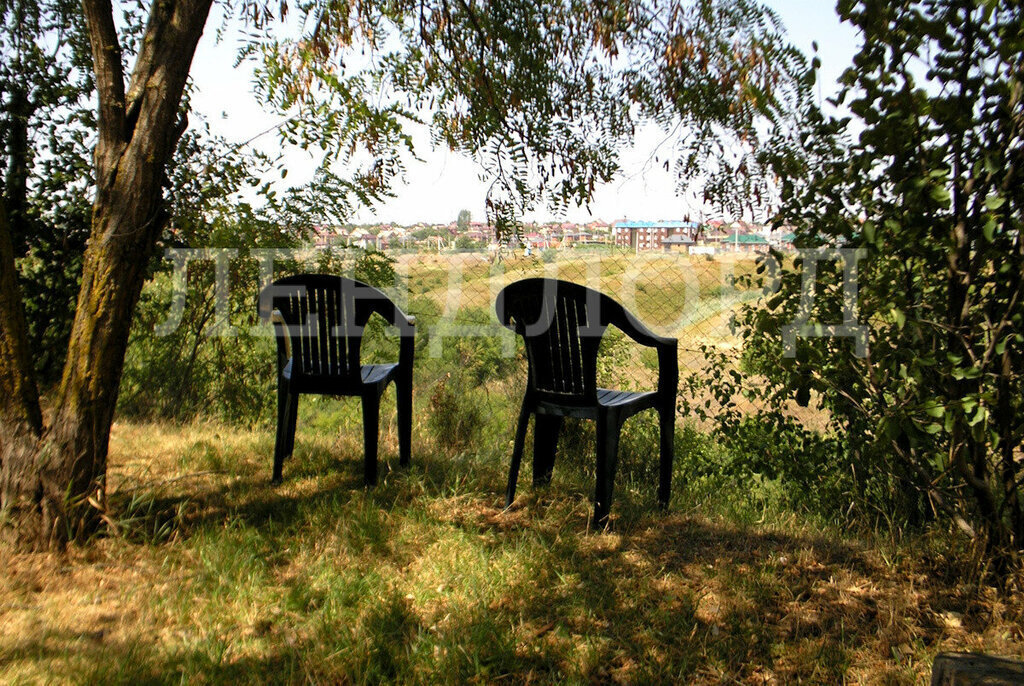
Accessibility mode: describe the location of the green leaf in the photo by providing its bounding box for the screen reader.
[967,404,987,427]
[930,186,950,205]
[983,217,996,242]
[952,365,981,381]
[984,194,1005,211]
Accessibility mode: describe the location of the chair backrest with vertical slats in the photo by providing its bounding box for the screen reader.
[261,274,366,381]
[496,278,608,405]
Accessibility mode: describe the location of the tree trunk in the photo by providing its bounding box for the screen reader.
[0,0,213,549]
[3,81,32,252]
[0,201,45,545]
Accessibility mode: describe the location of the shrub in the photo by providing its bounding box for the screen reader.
[118,270,278,425]
[706,3,1024,574]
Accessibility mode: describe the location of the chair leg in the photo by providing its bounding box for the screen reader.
[272,383,289,483]
[396,373,412,468]
[594,410,622,528]
[362,393,381,486]
[532,414,562,486]
[505,399,531,508]
[658,403,675,509]
[283,391,299,458]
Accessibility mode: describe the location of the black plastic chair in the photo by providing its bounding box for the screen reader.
[259,274,415,485]
[496,278,678,526]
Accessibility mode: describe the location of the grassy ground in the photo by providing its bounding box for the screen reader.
[9,250,1018,683]
[2,405,1022,684]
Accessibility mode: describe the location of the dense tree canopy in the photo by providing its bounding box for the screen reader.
[1,0,94,384]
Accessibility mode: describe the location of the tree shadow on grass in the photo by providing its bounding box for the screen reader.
[13,509,918,685]
[87,443,1017,684]
[100,441,510,584]
[106,439,404,535]
[428,504,891,683]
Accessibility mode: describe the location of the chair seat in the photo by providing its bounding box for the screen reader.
[535,387,658,420]
[282,360,400,395]
[361,363,400,385]
[597,388,656,408]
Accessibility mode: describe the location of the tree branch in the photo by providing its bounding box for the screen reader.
[123,0,212,158]
[80,0,127,181]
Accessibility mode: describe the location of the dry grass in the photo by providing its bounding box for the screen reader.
[398,251,752,334]
[2,417,1022,684]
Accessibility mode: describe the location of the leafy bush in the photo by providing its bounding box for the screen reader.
[16,203,89,387]
[119,268,278,425]
[692,1,1024,574]
[426,307,521,386]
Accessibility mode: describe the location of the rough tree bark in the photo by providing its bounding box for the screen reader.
[0,201,44,537]
[0,0,213,549]
[3,81,32,250]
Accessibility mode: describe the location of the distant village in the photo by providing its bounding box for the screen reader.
[311,218,797,254]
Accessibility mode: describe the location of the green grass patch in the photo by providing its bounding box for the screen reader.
[3,417,1021,684]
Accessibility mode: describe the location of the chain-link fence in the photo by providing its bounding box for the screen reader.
[126,243,829,430]
[381,245,787,426]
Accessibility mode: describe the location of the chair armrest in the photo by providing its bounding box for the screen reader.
[387,305,417,337]
[270,309,292,361]
[387,309,415,381]
[362,294,417,336]
[602,299,678,397]
[399,323,415,376]
[397,311,417,333]
[604,300,676,349]
[360,294,415,372]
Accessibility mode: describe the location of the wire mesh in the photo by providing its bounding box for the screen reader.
[377,244,805,426]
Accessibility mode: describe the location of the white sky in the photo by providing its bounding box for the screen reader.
[188,1,860,226]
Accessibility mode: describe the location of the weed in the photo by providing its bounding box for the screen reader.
[427,373,486,454]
